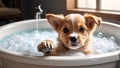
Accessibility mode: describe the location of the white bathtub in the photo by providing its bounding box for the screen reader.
[0,19,120,68]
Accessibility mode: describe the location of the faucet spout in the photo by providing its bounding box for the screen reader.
[38,5,43,14]
[35,5,43,19]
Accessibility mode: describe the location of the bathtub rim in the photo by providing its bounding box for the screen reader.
[0,47,120,66]
[0,19,120,66]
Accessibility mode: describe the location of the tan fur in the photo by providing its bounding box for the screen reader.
[37,13,102,56]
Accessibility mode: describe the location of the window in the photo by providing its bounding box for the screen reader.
[77,0,120,11]
[77,0,96,9]
[101,0,120,11]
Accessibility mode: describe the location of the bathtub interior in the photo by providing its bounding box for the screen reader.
[0,19,120,55]
[0,19,119,40]
[0,19,120,67]
[0,19,51,39]
[95,22,120,45]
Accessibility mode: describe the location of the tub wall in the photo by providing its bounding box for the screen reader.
[1,58,119,68]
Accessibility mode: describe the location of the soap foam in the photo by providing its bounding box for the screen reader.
[0,30,120,56]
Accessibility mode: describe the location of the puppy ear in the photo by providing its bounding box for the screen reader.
[84,14,102,30]
[46,14,64,32]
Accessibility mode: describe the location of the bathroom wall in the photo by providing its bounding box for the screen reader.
[23,0,66,19]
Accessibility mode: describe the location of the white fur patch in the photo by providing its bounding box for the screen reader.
[69,45,81,50]
[70,14,75,25]
[69,14,78,40]
[69,32,78,38]
[70,14,75,31]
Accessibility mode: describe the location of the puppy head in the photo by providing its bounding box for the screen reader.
[46,13,101,50]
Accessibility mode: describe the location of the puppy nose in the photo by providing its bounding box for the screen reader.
[70,37,77,42]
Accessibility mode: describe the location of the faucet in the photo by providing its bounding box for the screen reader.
[35,5,43,19]
[35,5,43,32]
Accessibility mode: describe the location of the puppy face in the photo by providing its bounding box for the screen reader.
[46,13,101,50]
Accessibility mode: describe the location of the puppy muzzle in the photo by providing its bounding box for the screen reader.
[70,37,77,43]
[69,39,81,50]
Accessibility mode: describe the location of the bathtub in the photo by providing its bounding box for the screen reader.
[0,19,120,68]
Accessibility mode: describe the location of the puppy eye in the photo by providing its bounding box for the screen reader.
[79,27,85,32]
[63,28,69,33]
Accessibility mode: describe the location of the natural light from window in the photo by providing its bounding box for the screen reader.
[77,0,96,9]
[101,0,120,11]
[77,0,120,11]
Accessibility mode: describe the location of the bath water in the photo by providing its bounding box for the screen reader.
[0,29,120,56]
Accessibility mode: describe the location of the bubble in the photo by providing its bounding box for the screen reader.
[109,36,115,42]
[97,32,103,38]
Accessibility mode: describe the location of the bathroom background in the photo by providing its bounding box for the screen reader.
[0,0,120,26]
[1,0,66,19]
[22,0,66,19]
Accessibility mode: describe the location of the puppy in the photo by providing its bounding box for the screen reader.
[37,13,102,56]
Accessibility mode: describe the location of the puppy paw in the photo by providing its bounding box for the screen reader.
[83,49,93,56]
[37,40,55,53]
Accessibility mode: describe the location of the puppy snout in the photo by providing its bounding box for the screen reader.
[70,37,77,42]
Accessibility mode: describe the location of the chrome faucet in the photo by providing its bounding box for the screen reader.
[35,5,43,19]
[35,5,43,31]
